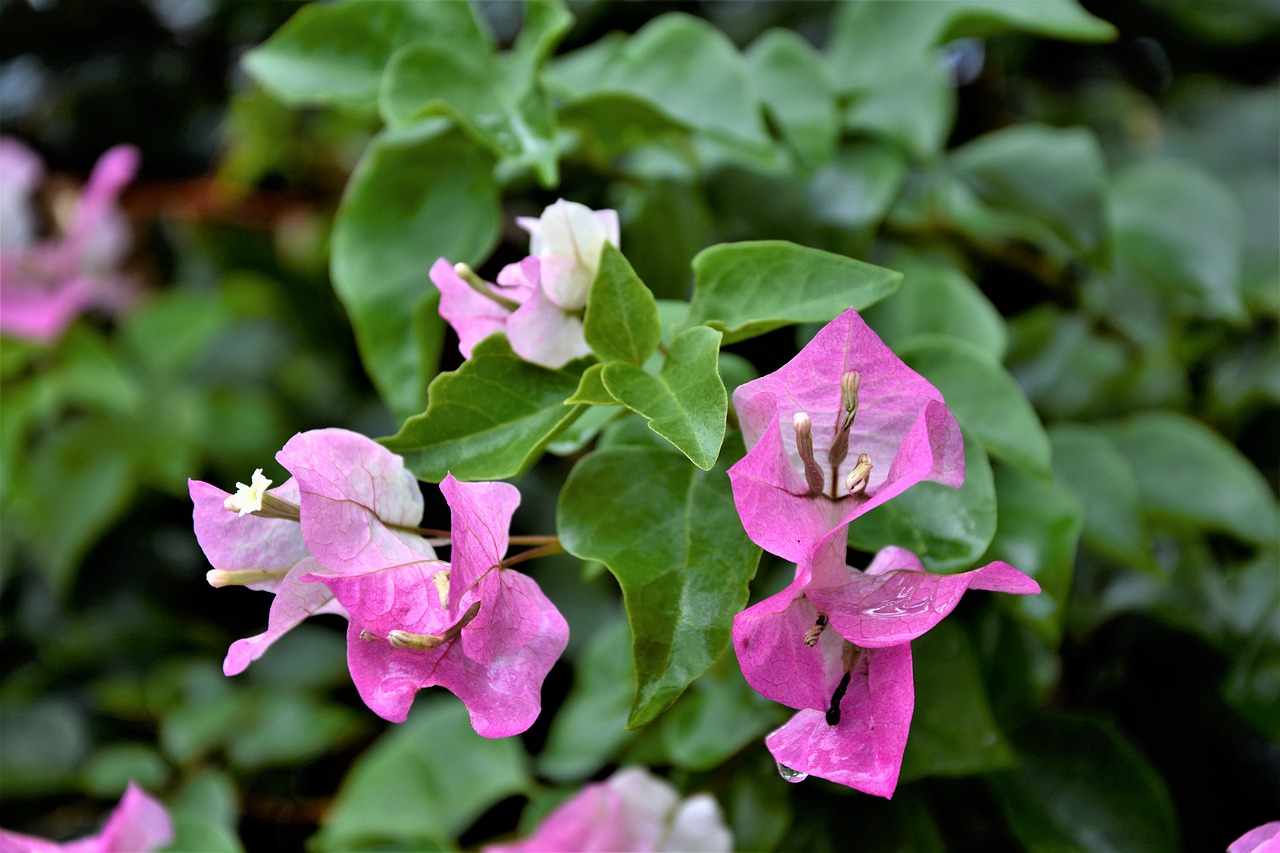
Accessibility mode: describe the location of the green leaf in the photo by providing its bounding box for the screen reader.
[843,57,954,158]
[1109,160,1246,320]
[538,617,635,781]
[380,31,560,185]
[565,363,618,406]
[862,253,1008,360]
[899,335,1051,476]
[80,743,169,797]
[685,241,901,344]
[612,180,712,300]
[332,124,499,420]
[982,463,1083,647]
[745,29,838,170]
[0,700,88,795]
[989,715,1178,853]
[600,327,726,470]
[545,12,769,151]
[227,693,361,771]
[847,428,997,572]
[557,446,762,727]
[949,124,1108,256]
[243,0,489,108]
[584,243,663,365]
[657,652,782,771]
[1048,424,1152,569]
[383,335,585,482]
[508,0,574,84]
[1102,411,1278,546]
[900,621,1017,781]
[317,699,530,852]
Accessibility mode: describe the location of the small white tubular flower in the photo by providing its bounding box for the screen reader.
[223,468,272,517]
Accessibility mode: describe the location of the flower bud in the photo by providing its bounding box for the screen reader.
[845,453,873,497]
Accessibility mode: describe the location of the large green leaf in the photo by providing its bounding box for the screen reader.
[544,12,769,151]
[383,335,586,482]
[900,335,1051,476]
[316,699,530,852]
[557,445,762,727]
[982,463,1083,647]
[745,29,838,170]
[331,124,499,420]
[862,253,1008,360]
[584,243,662,365]
[379,4,567,186]
[243,0,489,108]
[901,621,1017,781]
[949,124,1108,256]
[1049,424,1152,569]
[989,715,1178,853]
[684,241,901,344]
[1109,160,1246,321]
[1102,411,1277,546]
[600,327,726,470]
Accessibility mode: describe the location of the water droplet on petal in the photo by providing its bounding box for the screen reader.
[777,763,808,783]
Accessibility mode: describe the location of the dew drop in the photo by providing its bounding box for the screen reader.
[777,763,808,783]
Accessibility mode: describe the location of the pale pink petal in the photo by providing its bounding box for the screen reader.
[0,829,63,852]
[0,263,94,342]
[663,794,733,853]
[189,477,307,593]
[506,284,591,369]
[517,199,618,310]
[433,258,513,359]
[494,255,539,301]
[224,558,347,676]
[483,784,625,852]
[765,643,913,798]
[1230,822,1280,853]
[277,428,433,576]
[808,550,1040,649]
[732,562,844,711]
[0,136,44,251]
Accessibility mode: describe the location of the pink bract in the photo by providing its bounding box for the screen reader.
[728,307,964,563]
[0,782,173,853]
[0,138,140,343]
[483,767,732,853]
[733,545,1039,796]
[1230,822,1280,853]
[305,474,568,736]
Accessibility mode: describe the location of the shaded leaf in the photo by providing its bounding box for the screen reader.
[557,445,762,727]
[1049,424,1151,569]
[746,29,838,169]
[584,243,662,365]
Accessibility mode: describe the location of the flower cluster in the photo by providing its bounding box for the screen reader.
[728,307,1040,796]
[0,783,172,853]
[432,199,619,368]
[483,767,732,853]
[0,137,140,342]
[190,428,568,737]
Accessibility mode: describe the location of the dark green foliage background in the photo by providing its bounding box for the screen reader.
[1,1,1276,851]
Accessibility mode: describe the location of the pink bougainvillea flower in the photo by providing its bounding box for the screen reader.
[1230,822,1280,853]
[432,198,617,369]
[483,767,732,853]
[189,427,427,676]
[733,544,1039,796]
[0,782,173,853]
[0,138,140,342]
[728,307,964,563]
[303,474,568,737]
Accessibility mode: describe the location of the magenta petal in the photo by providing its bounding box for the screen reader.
[224,558,347,676]
[345,620,449,723]
[732,565,840,711]
[306,558,456,641]
[506,284,590,369]
[439,475,518,628]
[277,428,432,575]
[0,267,94,342]
[189,477,307,593]
[483,783,625,852]
[68,145,139,272]
[433,258,513,359]
[809,552,1040,649]
[765,643,913,798]
[1230,822,1280,853]
[90,782,174,853]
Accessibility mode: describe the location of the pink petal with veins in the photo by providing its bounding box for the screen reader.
[277,428,432,576]
[506,283,591,369]
[189,477,307,593]
[433,258,513,359]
